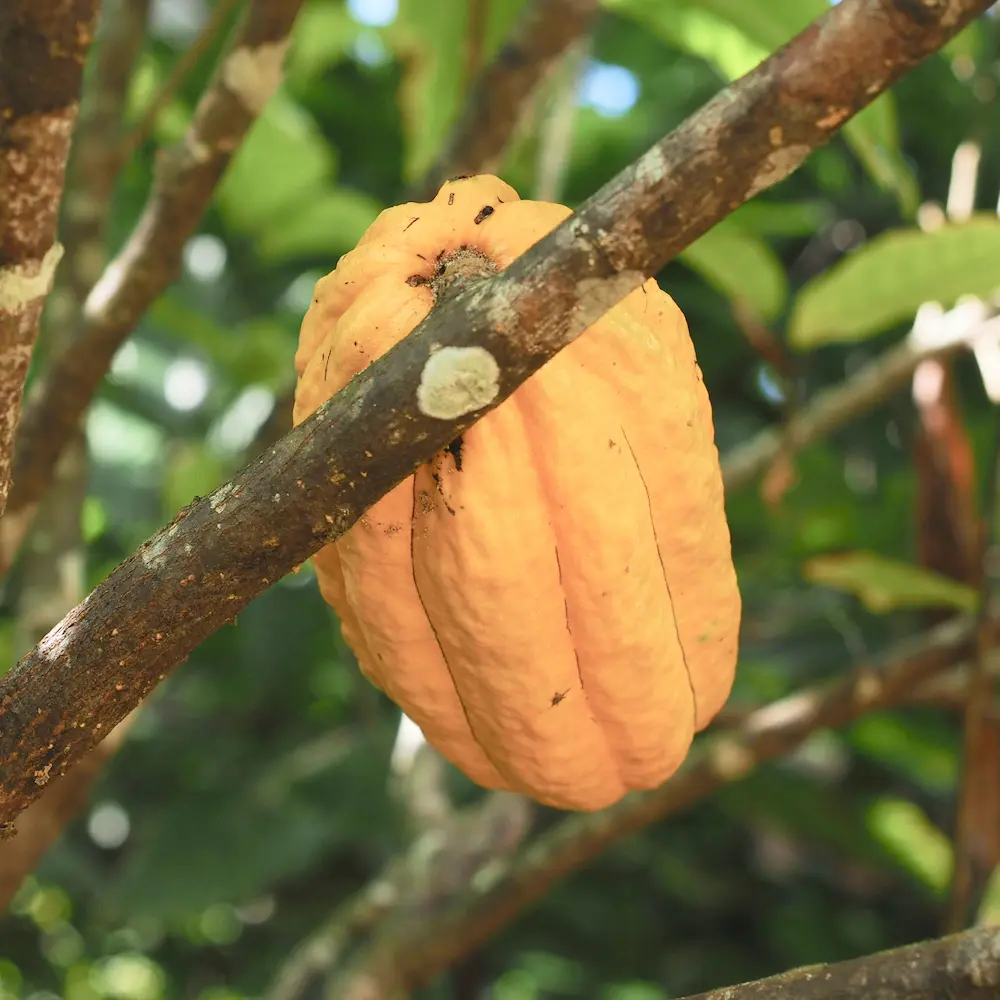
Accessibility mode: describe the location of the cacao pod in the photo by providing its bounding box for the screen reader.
[293,175,740,811]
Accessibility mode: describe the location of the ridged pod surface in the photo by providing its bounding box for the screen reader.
[293,175,741,811]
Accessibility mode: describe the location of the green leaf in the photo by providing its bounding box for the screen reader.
[850,713,958,793]
[392,0,527,182]
[789,216,1000,348]
[286,0,359,83]
[678,221,788,320]
[866,797,953,895]
[605,0,917,211]
[108,731,394,920]
[803,551,978,614]
[391,0,471,182]
[729,198,832,237]
[162,443,228,519]
[605,0,827,55]
[256,187,384,263]
[216,89,336,235]
[151,296,297,393]
[842,97,919,216]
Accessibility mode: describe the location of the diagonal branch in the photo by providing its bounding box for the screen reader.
[722,302,1000,493]
[675,926,1000,1000]
[0,0,101,515]
[114,0,243,167]
[0,0,306,576]
[411,0,600,201]
[295,613,987,996]
[0,0,990,831]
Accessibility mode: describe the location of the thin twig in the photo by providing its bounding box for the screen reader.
[316,614,987,996]
[0,0,306,579]
[411,0,600,200]
[722,302,1000,493]
[114,0,244,168]
[0,0,101,515]
[0,0,990,832]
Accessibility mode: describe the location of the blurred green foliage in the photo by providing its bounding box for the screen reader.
[3,1,1000,998]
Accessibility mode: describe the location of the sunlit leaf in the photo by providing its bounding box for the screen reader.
[216,89,336,234]
[163,443,228,519]
[803,550,979,613]
[256,187,384,263]
[789,216,1000,348]
[286,0,359,82]
[844,97,919,216]
[867,797,953,895]
[850,713,958,793]
[605,0,917,211]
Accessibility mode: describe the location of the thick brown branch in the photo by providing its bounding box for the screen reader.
[297,615,986,996]
[0,0,989,830]
[0,0,150,915]
[677,926,1000,1000]
[411,0,600,200]
[0,0,305,571]
[0,0,100,515]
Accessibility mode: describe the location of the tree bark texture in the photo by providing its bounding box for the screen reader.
[0,0,100,514]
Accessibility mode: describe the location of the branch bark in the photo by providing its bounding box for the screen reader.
[0,0,305,575]
[411,0,600,201]
[0,0,151,915]
[0,0,100,515]
[0,0,990,830]
[278,613,988,997]
[679,926,1000,1000]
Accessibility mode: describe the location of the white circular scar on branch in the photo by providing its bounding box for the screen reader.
[416,346,501,420]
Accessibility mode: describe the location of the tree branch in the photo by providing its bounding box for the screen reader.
[0,0,151,915]
[0,0,100,515]
[676,926,1000,1000]
[411,0,600,200]
[0,0,989,830]
[114,0,242,167]
[0,0,305,575]
[722,301,1000,493]
[283,613,987,997]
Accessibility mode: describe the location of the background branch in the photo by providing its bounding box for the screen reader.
[722,301,1000,492]
[0,0,101,514]
[0,0,988,833]
[278,613,987,997]
[0,0,306,578]
[114,0,243,167]
[411,0,600,200]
